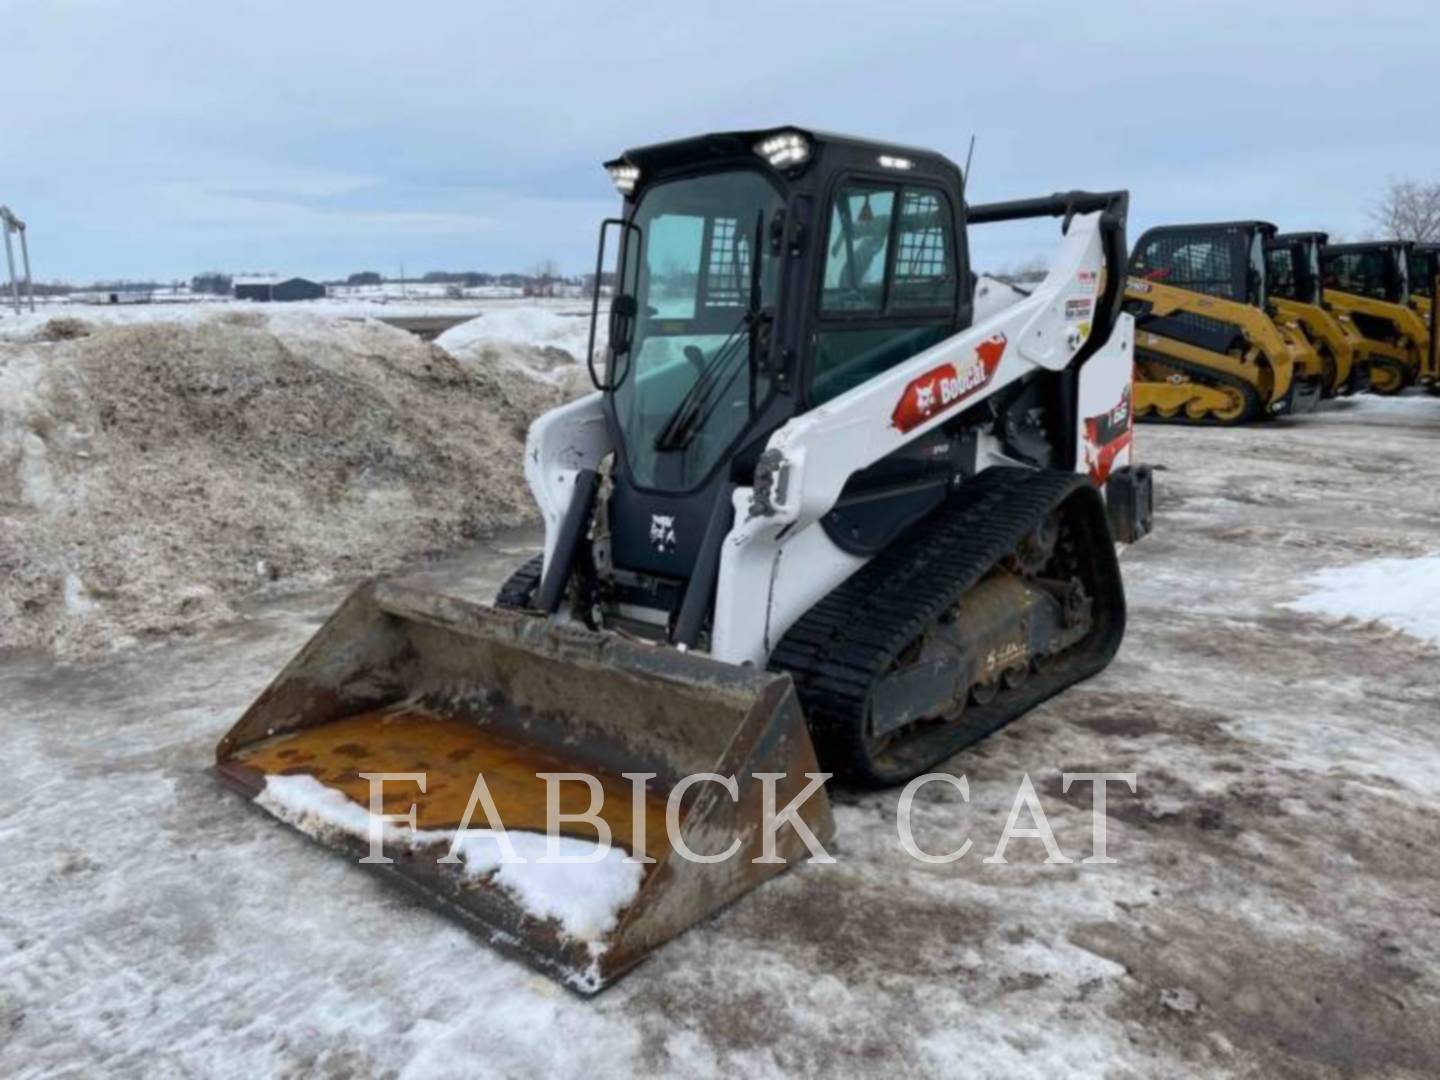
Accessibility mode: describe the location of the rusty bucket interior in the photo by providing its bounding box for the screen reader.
[215,578,833,993]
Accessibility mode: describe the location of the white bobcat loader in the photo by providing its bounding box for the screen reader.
[215,127,1152,993]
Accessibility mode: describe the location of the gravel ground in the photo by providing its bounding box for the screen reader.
[2,396,1439,1079]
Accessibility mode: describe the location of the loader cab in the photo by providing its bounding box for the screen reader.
[1128,221,1274,307]
[1125,221,1275,354]
[1268,232,1328,306]
[1322,242,1411,305]
[588,127,970,623]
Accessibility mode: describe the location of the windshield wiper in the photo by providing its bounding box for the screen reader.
[652,311,751,452]
[653,212,768,454]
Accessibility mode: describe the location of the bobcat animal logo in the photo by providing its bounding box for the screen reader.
[650,514,677,553]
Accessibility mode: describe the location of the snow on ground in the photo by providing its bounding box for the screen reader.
[0,303,576,657]
[1283,552,1440,646]
[3,396,1440,1077]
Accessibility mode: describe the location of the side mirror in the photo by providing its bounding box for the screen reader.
[608,294,638,360]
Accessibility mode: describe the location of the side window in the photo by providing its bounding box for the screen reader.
[811,325,950,406]
[1134,235,1236,299]
[891,189,955,310]
[822,187,895,312]
[811,181,959,405]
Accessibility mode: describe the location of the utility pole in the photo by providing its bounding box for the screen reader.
[1,206,35,314]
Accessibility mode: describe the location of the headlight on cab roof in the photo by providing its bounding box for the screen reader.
[606,162,640,196]
[755,131,810,169]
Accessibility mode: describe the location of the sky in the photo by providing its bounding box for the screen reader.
[3,0,1438,283]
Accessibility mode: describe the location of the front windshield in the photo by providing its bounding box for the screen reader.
[613,170,781,491]
[1265,245,1296,301]
[1394,248,1410,301]
[1306,240,1323,303]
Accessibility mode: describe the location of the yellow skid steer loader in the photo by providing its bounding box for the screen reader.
[215,128,1151,993]
[1126,221,1323,423]
[1406,243,1439,391]
[1266,231,1365,396]
[1321,240,1430,394]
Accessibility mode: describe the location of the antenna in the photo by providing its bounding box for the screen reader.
[962,135,976,203]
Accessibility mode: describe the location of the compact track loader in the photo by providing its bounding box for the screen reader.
[1407,243,1439,391]
[1266,231,1366,396]
[1126,221,1324,424]
[216,128,1151,993]
[1321,240,1431,394]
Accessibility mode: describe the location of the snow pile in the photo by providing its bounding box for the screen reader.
[257,773,644,944]
[437,305,596,360]
[1282,552,1440,646]
[436,305,605,393]
[0,309,566,657]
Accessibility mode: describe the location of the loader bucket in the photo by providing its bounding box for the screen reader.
[214,579,833,994]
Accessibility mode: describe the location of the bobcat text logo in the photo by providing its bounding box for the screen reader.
[649,514,677,553]
[891,333,1008,433]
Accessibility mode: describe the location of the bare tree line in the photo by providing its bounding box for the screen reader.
[1371,179,1440,243]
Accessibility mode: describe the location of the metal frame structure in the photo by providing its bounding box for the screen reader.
[0,206,34,315]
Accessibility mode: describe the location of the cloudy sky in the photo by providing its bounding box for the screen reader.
[4,0,1437,283]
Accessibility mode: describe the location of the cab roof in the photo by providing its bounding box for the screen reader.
[1325,239,1414,254]
[1139,220,1278,238]
[607,126,964,191]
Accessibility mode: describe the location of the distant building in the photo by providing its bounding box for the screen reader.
[234,276,326,302]
[75,287,153,305]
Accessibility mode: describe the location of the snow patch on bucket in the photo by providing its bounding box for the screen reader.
[256,774,644,945]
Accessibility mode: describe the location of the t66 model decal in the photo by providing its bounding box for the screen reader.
[891,333,1008,434]
[1083,384,1134,486]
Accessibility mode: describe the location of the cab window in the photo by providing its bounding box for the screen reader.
[812,181,958,405]
[1324,251,1392,301]
[891,189,955,310]
[822,187,894,312]
[1132,234,1238,301]
[1266,246,1297,301]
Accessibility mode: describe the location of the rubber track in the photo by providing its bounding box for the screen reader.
[770,467,1126,783]
[495,553,544,609]
[1133,348,1266,426]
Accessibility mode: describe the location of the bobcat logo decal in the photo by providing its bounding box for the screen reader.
[891,333,1008,434]
[649,514,677,553]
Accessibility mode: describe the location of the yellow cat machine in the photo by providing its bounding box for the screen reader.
[1266,231,1366,396]
[1406,243,1439,391]
[1320,240,1430,395]
[1125,220,1323,423]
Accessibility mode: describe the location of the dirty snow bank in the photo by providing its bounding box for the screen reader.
[0,309,566,657]
[1283,552,1440,646]
[257,774,643,944]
